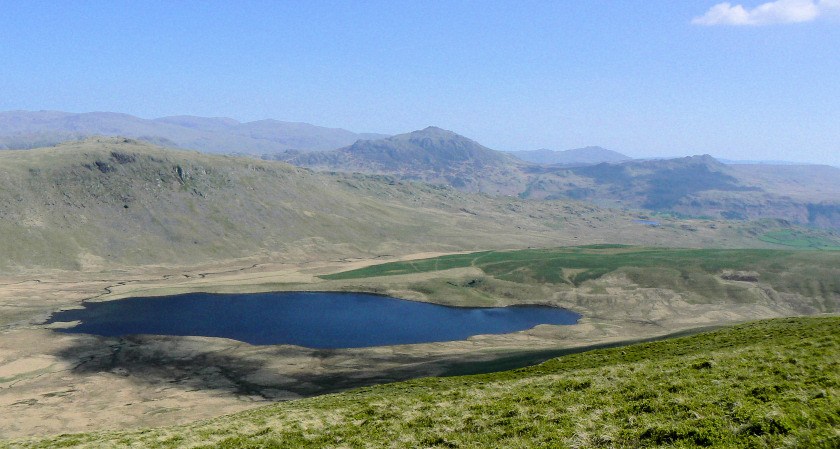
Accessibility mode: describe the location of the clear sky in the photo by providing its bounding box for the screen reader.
[1,1,838,164]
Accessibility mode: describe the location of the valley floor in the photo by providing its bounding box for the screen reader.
[6,317,840,448]
[0,248,837,440]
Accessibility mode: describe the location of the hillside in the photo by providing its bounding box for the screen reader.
[281,128,840,230]
[524,155,758,209]
[10,316,839,448]
[510,146,631,165]
[1,137,777,274]
[0,110,386,153]
[0,137,522,272]
[541,157,840,230]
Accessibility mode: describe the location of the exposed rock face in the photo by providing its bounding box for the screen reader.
[720,270,760,282]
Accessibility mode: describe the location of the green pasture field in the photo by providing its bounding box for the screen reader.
[321,246,840,303]
[759,229,840,250]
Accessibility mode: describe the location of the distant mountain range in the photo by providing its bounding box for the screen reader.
[276,127,840,231]
[0,110,387,153]
[509,146,631,165]
[2,112,839,231]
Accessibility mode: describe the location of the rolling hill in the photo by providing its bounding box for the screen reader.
[1,136,771,273]
[0,110,386,153]
[0,136,525,272]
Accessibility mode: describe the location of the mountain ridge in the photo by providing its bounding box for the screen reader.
[278,128,840,230]
[0,110,388,153]
[4,114,840,231]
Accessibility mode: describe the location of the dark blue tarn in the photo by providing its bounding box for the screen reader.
[45,292,580,348]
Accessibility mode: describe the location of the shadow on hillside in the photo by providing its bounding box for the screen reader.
[49,332,484,400]
[50,324,726,401]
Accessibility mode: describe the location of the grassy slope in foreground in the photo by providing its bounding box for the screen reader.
[10,317,840,448]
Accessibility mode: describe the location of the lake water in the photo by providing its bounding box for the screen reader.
[45,292,580,348]
[632,219,661,226]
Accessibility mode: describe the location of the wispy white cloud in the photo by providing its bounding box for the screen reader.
[693,0,840,26]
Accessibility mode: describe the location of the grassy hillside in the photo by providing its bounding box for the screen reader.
[9,316,839,448]
[0,137,783,273]
[0,137,547,271]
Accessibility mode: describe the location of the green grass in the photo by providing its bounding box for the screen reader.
[759,229,840,250]
[322,247,840,300]
[321,252,494,280]
[10,317,840,448]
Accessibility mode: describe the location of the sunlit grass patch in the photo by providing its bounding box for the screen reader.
[321,246,840,306]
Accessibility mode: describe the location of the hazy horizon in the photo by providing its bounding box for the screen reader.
[2,1,838,165]
[0,109,840,167]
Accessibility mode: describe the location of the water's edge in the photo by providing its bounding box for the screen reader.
[45,291,581,348]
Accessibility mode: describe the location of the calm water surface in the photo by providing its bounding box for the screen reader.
[46,292,580,348]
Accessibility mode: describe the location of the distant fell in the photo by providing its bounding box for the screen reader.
[0,110,387,153]
[282,135,840,231]
[279,126,529,193]
[511,146,631,165]
[564,155,754,209]
[529,155,840,231]
[337,126,517,169]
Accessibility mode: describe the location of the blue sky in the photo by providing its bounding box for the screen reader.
[1,1,838,164]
